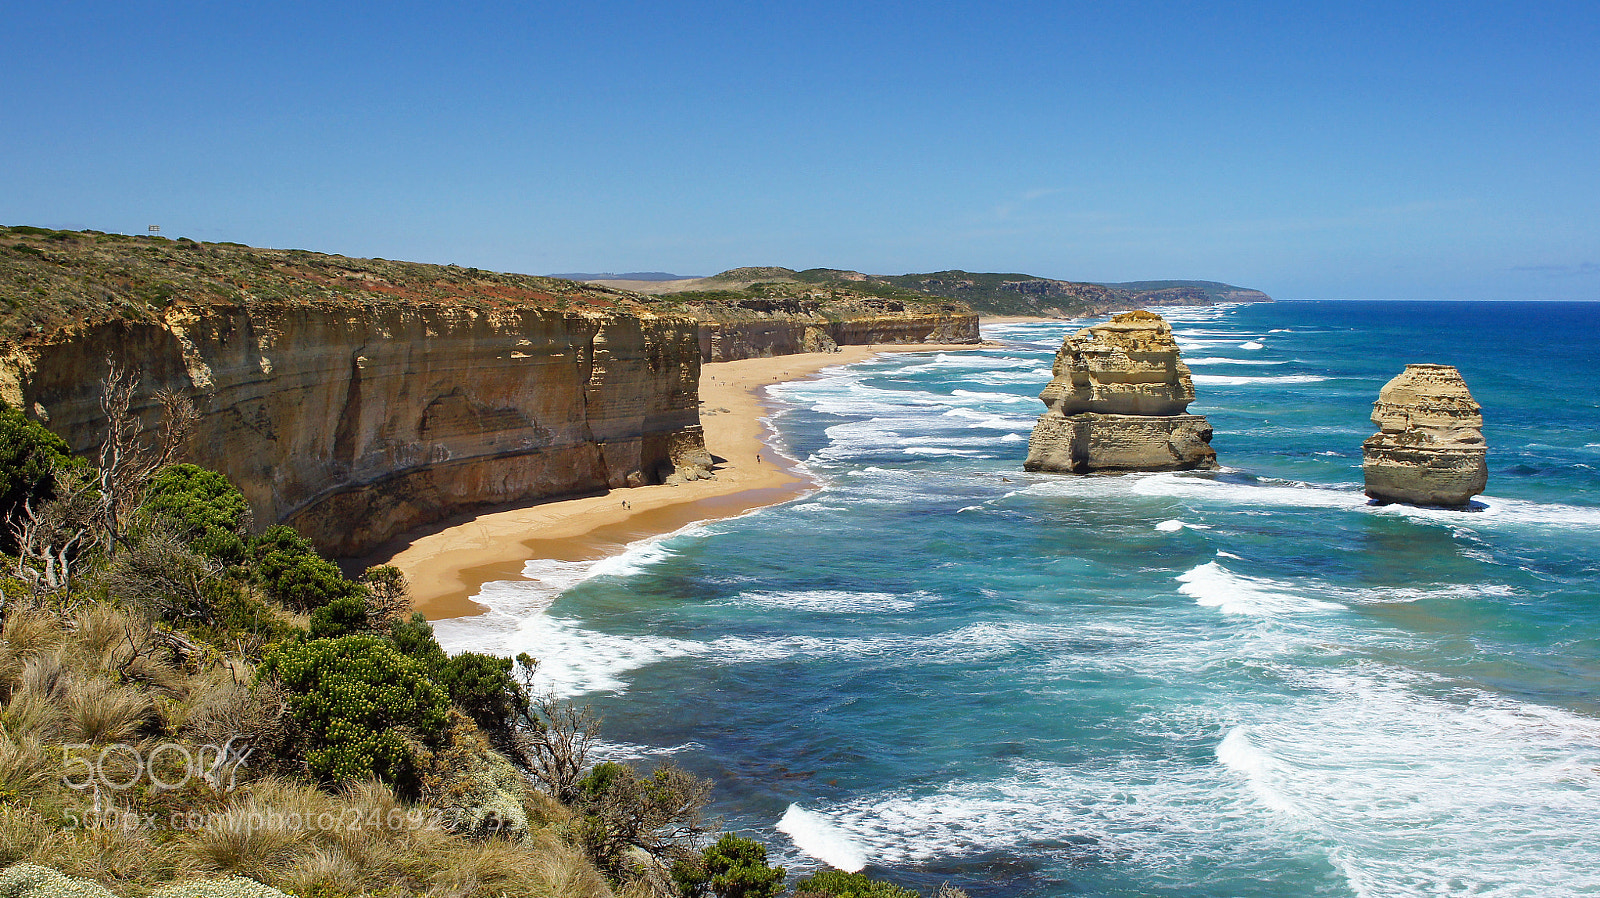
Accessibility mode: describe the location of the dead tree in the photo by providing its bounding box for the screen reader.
[9,466,98,604]
[95,360,197,556]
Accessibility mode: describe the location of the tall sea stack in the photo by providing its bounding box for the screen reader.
[1362,363,1487,508]
[1024,310,1218,473]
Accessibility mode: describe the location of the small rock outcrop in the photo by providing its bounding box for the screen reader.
[1024,310,1218,473]
[1362,363,1487,507]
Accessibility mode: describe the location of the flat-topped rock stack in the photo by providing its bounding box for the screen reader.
[1362,363,1487,508]
[1024,310,1218,473]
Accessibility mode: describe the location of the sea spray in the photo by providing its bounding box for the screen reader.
[778,804,870,872]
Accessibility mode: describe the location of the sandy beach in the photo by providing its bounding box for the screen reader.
[380,342,986,620]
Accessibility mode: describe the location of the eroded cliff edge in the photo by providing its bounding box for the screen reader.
[0,227,979,556]
[0,302,706,557]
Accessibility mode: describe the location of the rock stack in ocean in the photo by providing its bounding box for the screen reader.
[1362,364,1487,508]
[1024,310,1218,473]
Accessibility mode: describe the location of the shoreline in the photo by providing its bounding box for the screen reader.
[376,342,987,620]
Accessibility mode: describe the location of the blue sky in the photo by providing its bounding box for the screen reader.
[5,1,1598,299]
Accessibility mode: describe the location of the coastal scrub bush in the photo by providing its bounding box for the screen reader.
[0,403,88,552]
[257,635,449,789]
[307,594,370,639]
[573,760,711,883]
[105,526,225,624]
[248,526,357,612]
[384,614,526,747]
[792,871,920,898]
[674,833,785,898]
[388,612,448,667]
[436,651,524,740]
[358,564,411,622]
[143,464,249,563]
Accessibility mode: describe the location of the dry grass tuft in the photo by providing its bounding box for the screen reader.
[64,677,153,745]
[0,610,68,695]
[0,732,58,805]
[0,806,57,866]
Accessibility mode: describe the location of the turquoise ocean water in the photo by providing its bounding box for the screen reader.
[435,300,1600,898]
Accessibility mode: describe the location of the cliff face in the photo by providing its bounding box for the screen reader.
[689,297,979,362]
[1,302,707,557]
[1362,363,1487,508]
[1024,310,1217,473]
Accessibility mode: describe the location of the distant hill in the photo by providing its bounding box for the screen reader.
[549,271,700,281]
[1095,280,1274,305]
[609,266,1271,317]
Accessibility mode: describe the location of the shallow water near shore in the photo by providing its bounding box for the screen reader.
[435,300,1600,898]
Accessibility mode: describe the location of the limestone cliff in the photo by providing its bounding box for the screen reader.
[1,302,707,557]
[688,296,979,362]
[1024,310,1218,473]
[1362,364,1487,508]
[0,227,986,558]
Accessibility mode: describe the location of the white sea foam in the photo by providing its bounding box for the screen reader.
[903,446,990,457]
[949,388,1033,404]
[1215,729,1299,814]
[1000,432,1025,442]
[963,368,1055,385]
[941,407,1035,429]
[1373,494,1600,529]
[769,755,1285,873]
[1132,472,1364,510]
[731,590,918,614]
[1240,340,1265,350]
[1217,667,1600,897]
[590,738,704,762]
[778,804,869,872]
[1184,356,1288,366]
[1177,562,1344,616]
[1190,373,1329,386]
[1328,581,1516,605]
[1155,519,1211,532]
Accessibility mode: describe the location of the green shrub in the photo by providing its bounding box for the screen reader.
[143,464,249,563]
[0,404,87,552]
[675,833,786,898]
[575,761,711,883]
[793,871,920,898]
[248,525,357,612]
[388,612,448,667]
[188,586,299,654]
[257,635,450,789]
[358,564,410,621]
[306,594,370,639]
[437,652,523,738]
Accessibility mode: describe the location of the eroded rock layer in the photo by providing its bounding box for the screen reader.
[1362,363,1487,508]
[1024,310,1217,473]
[691,297,979,362]
[2,303,707,557]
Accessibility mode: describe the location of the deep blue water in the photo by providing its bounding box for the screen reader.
[437,301,1600,898]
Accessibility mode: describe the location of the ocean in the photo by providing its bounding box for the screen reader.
[434,300,1600,898]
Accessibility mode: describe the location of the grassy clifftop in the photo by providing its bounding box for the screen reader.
[0,226,662,343]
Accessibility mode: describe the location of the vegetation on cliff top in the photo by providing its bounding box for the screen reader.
[0,225,667,344]
[0,227,982,347]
